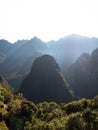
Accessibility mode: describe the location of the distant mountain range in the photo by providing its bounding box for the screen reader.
[47,34,98,72]
[0,40,14,63]
[0,37,48,91]
[0,34,98,100]
[66,48,98,98]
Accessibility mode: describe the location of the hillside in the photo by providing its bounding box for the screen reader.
[0,40,14,64]
[20,55,74,103]
[0,34,98,91]
[0,79,98,130]
[0,37,48,91]
[66,48,98,98]
[47,34,98,72]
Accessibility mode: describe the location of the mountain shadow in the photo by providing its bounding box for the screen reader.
[0,37,48,91]
[20,55,74,103]
[66,48,98,98]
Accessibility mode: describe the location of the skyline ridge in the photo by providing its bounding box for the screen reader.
[1,33,98,44]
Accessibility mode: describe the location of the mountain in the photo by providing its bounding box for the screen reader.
[66,48,98,98]
[20,55,74,103]
[91,48,98,91]
[0,37,48,91]
[0,34,98,91]
[0,40,13,63]
[65,53,91,98]
[47,34,98,72]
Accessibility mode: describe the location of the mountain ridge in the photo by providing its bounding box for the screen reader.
[65,48,98,98]
[0,34,98,92]
[20,55,74,103]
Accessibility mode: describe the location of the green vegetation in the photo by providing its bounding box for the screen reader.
[0,83,98,129]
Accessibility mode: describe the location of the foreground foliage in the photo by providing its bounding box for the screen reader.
[0,83,98,130]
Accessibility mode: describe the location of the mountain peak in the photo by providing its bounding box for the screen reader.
[20,55,73,103]
[31,36,41,42]
[33,36,38,39]
[76,53,91,63]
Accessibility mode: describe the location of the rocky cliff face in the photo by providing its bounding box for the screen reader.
[0,37,48,91]
[66,48,98,98]
[20,55,73,103]
[91,48,98,91]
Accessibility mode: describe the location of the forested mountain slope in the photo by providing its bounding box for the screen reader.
[0,77,98,130]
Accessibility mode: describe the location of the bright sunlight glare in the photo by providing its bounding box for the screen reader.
[0,0,98,42]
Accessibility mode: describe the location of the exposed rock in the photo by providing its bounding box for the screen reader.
[20,55,73,103]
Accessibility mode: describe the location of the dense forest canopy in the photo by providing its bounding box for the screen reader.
[0,81,98,130]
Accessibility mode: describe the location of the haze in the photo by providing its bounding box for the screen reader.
[0,0,98,42]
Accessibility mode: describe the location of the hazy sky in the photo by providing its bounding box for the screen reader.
[0,0,98,42]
